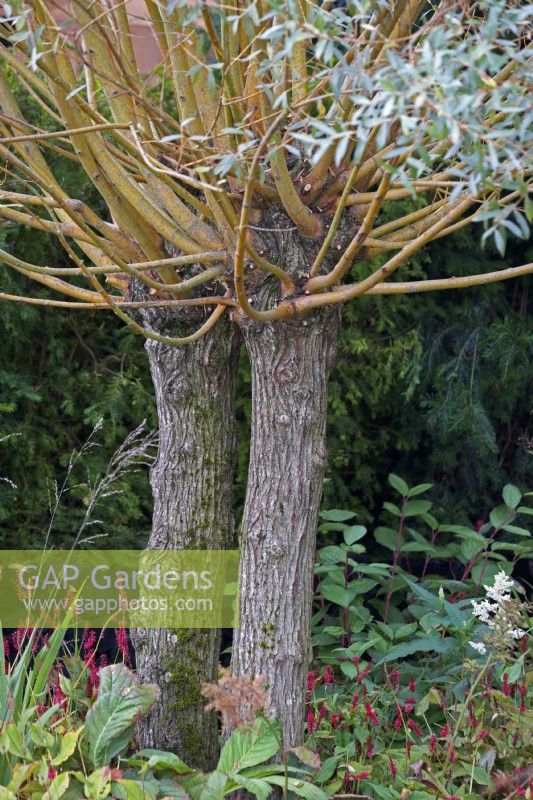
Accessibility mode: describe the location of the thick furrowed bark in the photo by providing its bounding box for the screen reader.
[232,309,340,749]
[132,316,240,769]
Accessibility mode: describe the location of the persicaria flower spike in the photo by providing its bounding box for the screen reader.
[364,701,379,726]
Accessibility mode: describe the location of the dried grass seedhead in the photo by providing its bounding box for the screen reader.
[202,668,269,733]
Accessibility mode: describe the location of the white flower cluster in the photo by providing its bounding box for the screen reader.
[469,571,525,655]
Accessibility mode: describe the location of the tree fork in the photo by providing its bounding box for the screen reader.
[132,313,240,769]
[232,308,340,748]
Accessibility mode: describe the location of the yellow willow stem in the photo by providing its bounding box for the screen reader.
[0,205,104,246]
[70,0,138,127]
[143,173,224,251]
[306,170,392,292]
[0,123,130,145]
[128,126,223,195]
[366,263,533,294]
[0,138,164,285]
[245,244,294,289]
[305,0,413,193]
[310,127,380,208]
[0,251,227,277]
[62,237,229,346]
[269,140,321,236]
[379,194,470,244]
[289,197,476,314]
[85,136,205,256]
[0,247,103,303]
[118,266,226,297]
[308,143,378,278]
[291,40,308,105]
[0,293,236,310]
[235,114,296,322]
[370,199,447,238]
[346,184,448,205]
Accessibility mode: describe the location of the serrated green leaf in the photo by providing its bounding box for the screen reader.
[217,717,280,773]
[344,525,366,545]
[404,500,432,517]
[320,509,355,522]
[321,584,352,607]
[407,483,433,497]
[502,484,521,509]
[388,473,409,496]
[374,527,398,550]
[43,773,70,800]
[85,665,159,768]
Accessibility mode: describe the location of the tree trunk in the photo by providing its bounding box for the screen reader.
[232,309,340,749]
[132,316,240,769]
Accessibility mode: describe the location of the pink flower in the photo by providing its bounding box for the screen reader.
[429,733,437,754]
[307,671,316,692]
[439,724,449,738]
[319,703,328,719]
[306,709,316,733]
[409,678,416,692]
[389,758,397,777]
[366,738,374,758]
[324,665,335,685]
[47,767,57,781]
[503,672,511,697]
[330,713,344,729]
[390,670,400,689]
[52,680,66,710]
[467,703,478,729]
[477,729,488,741]
[352,772,369,780]
[364,701,379,726]
[407,718,422,737]
[82,630,97,654]
[352,692,359,709]
[358,665,371,683]
[115,628,130,664]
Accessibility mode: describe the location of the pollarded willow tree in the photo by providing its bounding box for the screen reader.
[0,0,531,767]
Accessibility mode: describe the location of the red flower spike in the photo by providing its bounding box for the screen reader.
[306,709,316,733]
[324,665,335,685]
[364,701,379,726]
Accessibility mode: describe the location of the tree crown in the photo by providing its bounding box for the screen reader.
[0,0,531,344]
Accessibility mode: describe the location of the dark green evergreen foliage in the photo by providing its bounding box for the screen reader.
[0,91,530,548]
[325,228,532,519]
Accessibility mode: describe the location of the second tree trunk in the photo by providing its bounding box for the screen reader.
[133,317,240,769]
[232,309,340,748]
